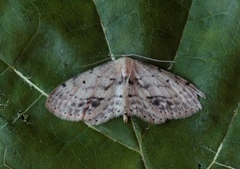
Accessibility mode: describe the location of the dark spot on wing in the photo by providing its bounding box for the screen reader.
[61,83,66,87]
[78,102,85,108]
[129,79,134,85]
[91,98,104,108]
[83,80,86,84]
[87,97,104,100]
[71,102,76,107]
[152,99,159,106]
[167,101,173,106]
[147,96,170,107]
[185,81,190,85]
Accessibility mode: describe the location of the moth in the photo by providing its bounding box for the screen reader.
[46,57,205,125]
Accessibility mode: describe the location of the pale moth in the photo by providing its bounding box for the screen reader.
[46,57,205,125]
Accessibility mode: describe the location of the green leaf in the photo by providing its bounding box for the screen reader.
[0,0,239,168]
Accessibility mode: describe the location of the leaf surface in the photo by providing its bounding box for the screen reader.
[0,0,239,168]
